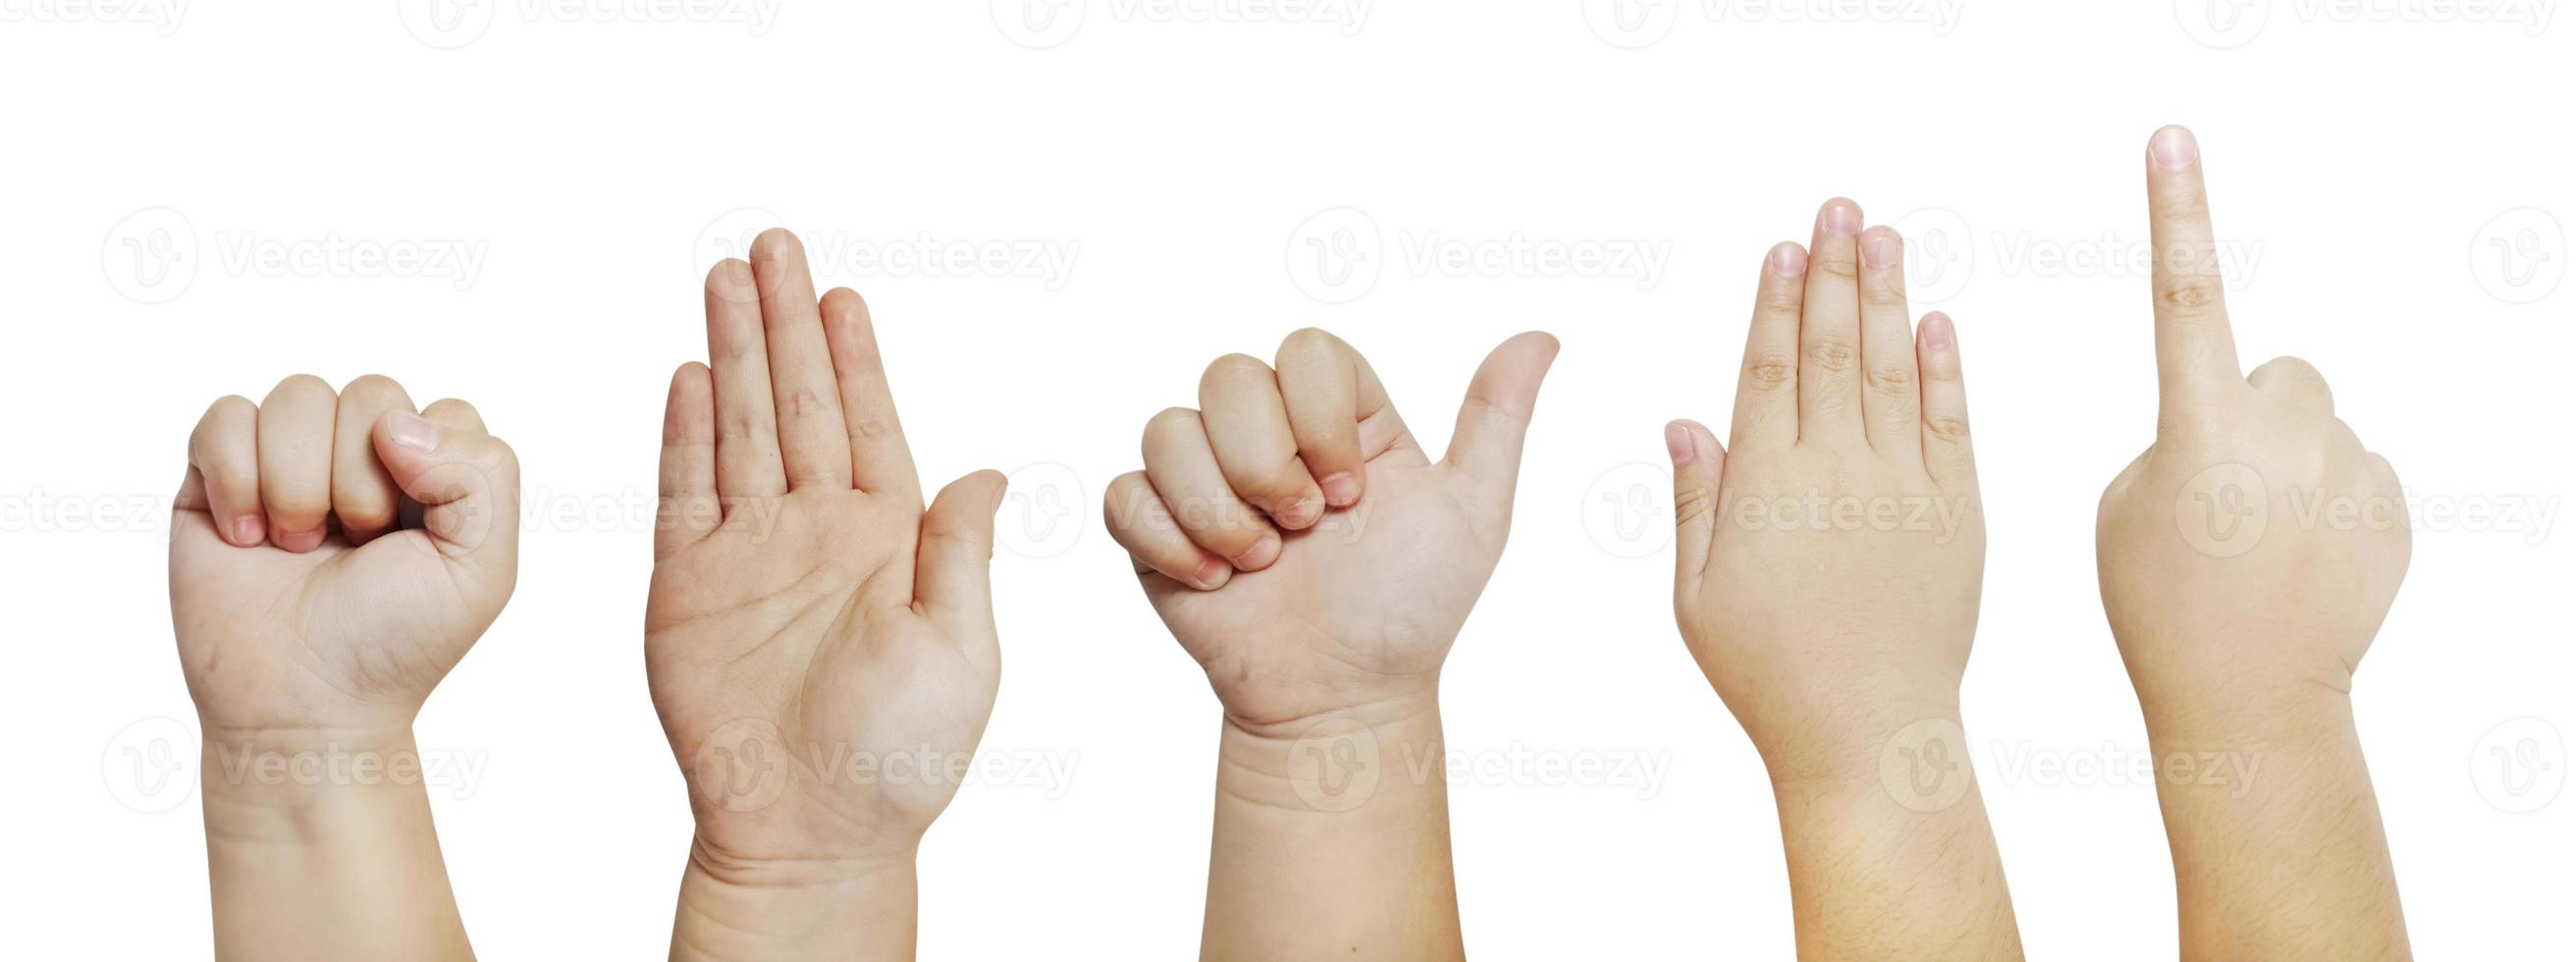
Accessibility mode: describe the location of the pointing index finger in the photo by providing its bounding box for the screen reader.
[2146,125,2244,411]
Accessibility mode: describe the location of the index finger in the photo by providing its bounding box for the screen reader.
[2146,125,2243,409]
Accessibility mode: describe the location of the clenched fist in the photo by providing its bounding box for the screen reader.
[171,375,519,739]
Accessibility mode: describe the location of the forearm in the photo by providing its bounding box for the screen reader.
[199,726,472,961]
[1203,700,1462,962]
[2141,689,2408,960]
[670,841,919,962]
[1764,710,2023,962]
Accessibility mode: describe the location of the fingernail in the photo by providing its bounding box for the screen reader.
[1861,232,1901,270]
[1665,423,1695,465]
[275,527,323,553]
[1821,201,1861,238]
[1319,472,1361,508]
[1767,242,1807,277]
[232,514,263,546]
[1192,556,1231,590]
[386,410,440,453]
[1232,533,1280,570]
[1921,312,1955,348]
[2150,127,2198,172]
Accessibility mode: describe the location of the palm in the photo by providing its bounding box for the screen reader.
[172,521,490,733]
[647,490,997,861]
[1146,450,1506,727]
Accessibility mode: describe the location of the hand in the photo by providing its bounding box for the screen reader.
[170,374,513,962]
[1668,198,1982,775]
[1667,201,2020,961]
[2096,126,2409,727]
[171,375,519,740]
[646,229,1006,883]
[2094,124,2412,961]
[1102,329,1558,730]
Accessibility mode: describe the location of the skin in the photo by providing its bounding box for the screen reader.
[646,229,1007,962]
[171,375,519,961]
[1668,199,2022,960]
[2097,126,2411,960]
[1103,328,1559,962]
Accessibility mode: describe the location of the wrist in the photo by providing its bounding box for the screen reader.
[197,723,434,842]
[1217,695,1446,815]
[674,838,919,962]
[1745,691,1966,792]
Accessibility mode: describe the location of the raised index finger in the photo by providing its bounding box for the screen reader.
[2146,125,2243,411]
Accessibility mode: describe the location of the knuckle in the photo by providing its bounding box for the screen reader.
[847,416,896,443]
[780,386,832,420]
[1673,482,1717,528]
[267,373,335,402]
[1863,363,1916,398]
[1811,252,1859,281]
[339,374,405,403]
[1141,407,1203,453]
[1802,336,1859,373]
[1743,354,1797,390]
[2157,277,2225,317]
[1924,413,1972,445]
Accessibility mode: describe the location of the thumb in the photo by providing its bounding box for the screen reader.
[371,408,520,589]
[915,469,1008,646]
[1441,332,1561,510]
[1666,419,1726,593]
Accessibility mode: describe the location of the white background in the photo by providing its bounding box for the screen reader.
[5,1,2570,957]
